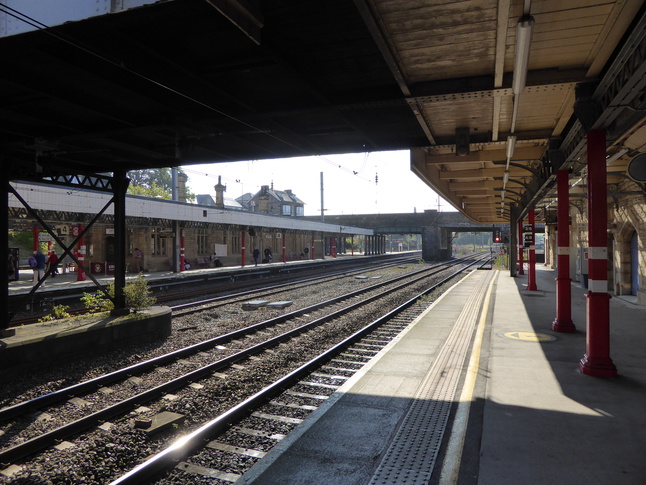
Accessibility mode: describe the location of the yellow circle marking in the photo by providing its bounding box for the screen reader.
[502,332,556,342]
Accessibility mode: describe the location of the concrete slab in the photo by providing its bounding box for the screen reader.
[0,306,171,371]
[242,301,270,311]
[266,301,293,309]
[140,411,185,435]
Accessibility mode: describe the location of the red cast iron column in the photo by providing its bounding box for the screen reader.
[180,230,185,271]
[580,129,617,376]
[553,169,575,331]
[241,230,246,268]
[527,210,537,290]
[32,226,39,254]
[77,224,86,282]
[282,233,286,263]
[518,220,525,275]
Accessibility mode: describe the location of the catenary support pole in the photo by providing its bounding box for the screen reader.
[580,129,617,377]
[553,169,575,331]
[527,209,537,290]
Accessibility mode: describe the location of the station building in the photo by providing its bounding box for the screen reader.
[8,181,375,274]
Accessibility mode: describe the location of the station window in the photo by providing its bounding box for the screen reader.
[151,228,168,256]
[197,229,208,255]
[295,206,304,216]
[282,205,292,216]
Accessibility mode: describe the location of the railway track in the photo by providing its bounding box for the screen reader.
[8,253,421,325]
[0,255,488,483]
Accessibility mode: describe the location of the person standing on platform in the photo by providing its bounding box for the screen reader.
[47,252,59,278]
[133,248,142,272]
[28,253,37,282]
[34,248,47,287]
[7,250,17,282]
[253,248,260,266]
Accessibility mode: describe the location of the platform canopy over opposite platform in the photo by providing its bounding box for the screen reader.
[0,0,644,226]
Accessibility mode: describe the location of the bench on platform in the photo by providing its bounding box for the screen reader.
[195,258,209,268]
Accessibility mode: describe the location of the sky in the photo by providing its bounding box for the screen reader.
[181,150,455,216]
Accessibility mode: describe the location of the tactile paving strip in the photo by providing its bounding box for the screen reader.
[368,272,493,485]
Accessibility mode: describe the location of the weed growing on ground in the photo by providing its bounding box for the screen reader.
[39,304,71,322]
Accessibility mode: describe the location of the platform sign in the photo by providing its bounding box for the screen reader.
[158,232,175,238]
[91,262,105,274]
[38,233,53,242]
[523,234,533,247]
[213,244,227,257]
[523,223,534,248]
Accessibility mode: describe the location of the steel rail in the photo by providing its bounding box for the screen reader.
[169,255,421,312]
[0,259,477,464]
[109,257,485,484]
[8,253,421,325]
[0,257,438,423]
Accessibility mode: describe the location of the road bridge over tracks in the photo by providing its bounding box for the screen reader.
[305,211,496,260]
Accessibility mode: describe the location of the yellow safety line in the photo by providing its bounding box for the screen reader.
[439,270,497,485]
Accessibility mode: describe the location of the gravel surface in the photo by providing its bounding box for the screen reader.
[0,261,471,484]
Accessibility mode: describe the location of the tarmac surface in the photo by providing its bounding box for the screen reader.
[236,265,646,485]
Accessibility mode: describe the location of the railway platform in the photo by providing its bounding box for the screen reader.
[238,265,646,485]
[6,249,411,298]
[6,255,350,297]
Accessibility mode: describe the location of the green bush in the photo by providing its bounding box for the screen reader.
[124,274,156,312]
[81,274,156,314]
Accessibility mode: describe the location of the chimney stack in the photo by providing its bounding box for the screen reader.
[214,175,226,208]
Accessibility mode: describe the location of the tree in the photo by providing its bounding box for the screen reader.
[127,168,195,201]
